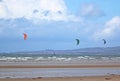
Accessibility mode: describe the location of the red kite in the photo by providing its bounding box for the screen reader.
[23,33,27,40]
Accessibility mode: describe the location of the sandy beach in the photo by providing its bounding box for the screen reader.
[0,64,120,68]
[0,59,120,80]
[0,75,120,81]
[0,63,120,79]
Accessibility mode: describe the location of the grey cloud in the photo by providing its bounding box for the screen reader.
[33,9,39,14]
[0,0,3,2]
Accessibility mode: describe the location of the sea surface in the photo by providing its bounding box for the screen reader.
[0,53,120,62]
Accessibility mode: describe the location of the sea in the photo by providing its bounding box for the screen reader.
[0,53,120,62]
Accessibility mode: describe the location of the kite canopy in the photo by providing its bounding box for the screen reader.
[76,39,80,45]
[23,33,27,40]
[102,39,106,45]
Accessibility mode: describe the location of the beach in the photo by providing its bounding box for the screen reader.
[0,74,120,81]
[0,62,120,80]
[0,54,120,80]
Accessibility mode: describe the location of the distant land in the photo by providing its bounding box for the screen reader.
[12,46,120,55]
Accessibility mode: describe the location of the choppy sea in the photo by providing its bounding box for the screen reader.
[0,53,120,62]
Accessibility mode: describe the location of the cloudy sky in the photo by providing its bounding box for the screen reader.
[0,0,120,52]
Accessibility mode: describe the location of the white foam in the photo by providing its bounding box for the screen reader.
[0,57,16,61]
[64,58,72,61]
[0,57,34,62]
[1,56,120,62]
[56,57,66,61]
[77,56,89,60]
[34,57,44,61]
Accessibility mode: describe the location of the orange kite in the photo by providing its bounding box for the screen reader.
[23,33,27,40]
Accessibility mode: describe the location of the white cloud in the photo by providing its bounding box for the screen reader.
[79,3,105,18]
[93,16,120,39]
[0,3,8,18]
[0,0,79,22]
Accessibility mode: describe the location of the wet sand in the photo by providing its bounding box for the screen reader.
[0,75,120,81]
[0,64,120,68]
[0,61,120,80]
[0,60,120,68]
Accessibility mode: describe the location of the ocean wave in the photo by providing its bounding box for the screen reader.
[0,56,120,62]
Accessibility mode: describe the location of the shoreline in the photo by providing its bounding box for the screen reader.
[0,64,120,68]
[0,63,120,80]
[0,75,120,81]
[0,60,120,68]
[0,61,120,80]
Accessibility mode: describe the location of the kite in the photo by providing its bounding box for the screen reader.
[102,39,106,45]
[23,33,27,40]
[76,39,80,45]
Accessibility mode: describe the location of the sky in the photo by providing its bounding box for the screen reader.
[0,0,120,52]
